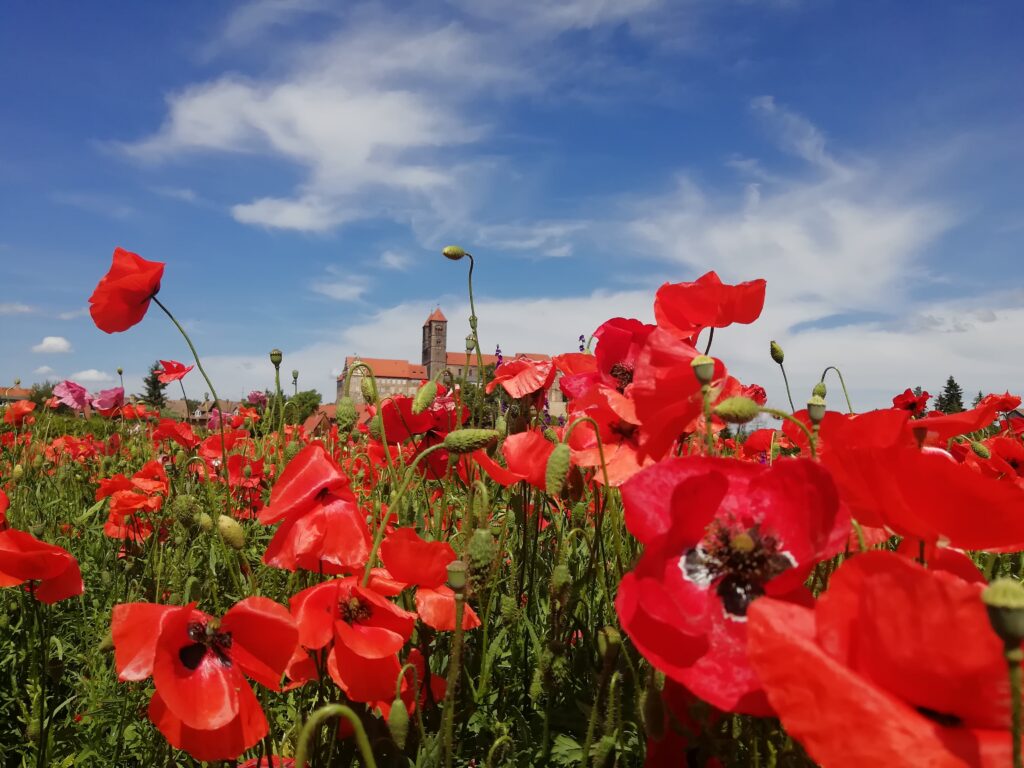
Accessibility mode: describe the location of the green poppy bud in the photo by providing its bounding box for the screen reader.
[443,428,499,454]
[335,396,358,432]
[545,443,571,496]
[360,375,378,404]
[387,697,410,749]
[812,381,827,398]
[412,380,438,415]
[971,441,991,459]
[442,245,467,261]
[713,396,761,424]
[217,515,246,550]
[770,340,785,365]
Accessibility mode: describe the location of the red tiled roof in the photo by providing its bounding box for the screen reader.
[0,386,33,401]
[446,352,500,367]
[341,357,426,380]
[423,308,447,325]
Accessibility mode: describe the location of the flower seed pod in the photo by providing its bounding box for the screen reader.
[360,375,378,404]
[443,428,500,454]
[442,245,467,261]
[335,396,358,432]
[269,349,283,367]
[690,355,715,385]
[447,559,469,592]
[387,697,410,749]
[412,379,438,415]
[770,340,785,365]
[983,578,1024,646]
[713,396,761,425]
[545,443,571,496]
[806,395,827,424]
[217,515,246,550]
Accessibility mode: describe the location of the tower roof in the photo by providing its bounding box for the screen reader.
[423,307,447,325]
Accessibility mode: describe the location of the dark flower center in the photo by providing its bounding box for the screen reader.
[179,621,233,670]
[916,706,962,728]
[608,362,634,393]
[682,522,794,619]
[340,596,372,624]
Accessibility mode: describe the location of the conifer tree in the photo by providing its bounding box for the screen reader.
[142,361,168,410]
[936,375,964,414]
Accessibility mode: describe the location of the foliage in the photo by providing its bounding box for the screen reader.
[141,361,167,410]
[936,374,965,414]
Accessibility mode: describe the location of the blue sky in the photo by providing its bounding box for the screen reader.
[1,0,1022,408]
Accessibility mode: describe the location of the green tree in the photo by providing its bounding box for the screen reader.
[972,390,984,407]
[27,381,56,407]
[285,389,322,425]
[142,361,168,409]
[935,375,965,414]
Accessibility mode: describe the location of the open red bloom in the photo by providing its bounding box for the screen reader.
[654,271,766,339]
[557,318,655,400]
[748,551,1012,767]
[89,247,165,333]
[566,385,652,486]
[0,528,83,603]
[113,597,296,762]
[501,428,556,489]
[157,359,194,384]
[892,387,930,415]
[617,457,848,714]
[3,399,36,426]
[486,356,555,399]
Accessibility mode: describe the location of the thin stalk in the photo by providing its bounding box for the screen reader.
[443,592,466,768]
[820,366,854,413]
[778,363,796,413]
[1010,647,1023,768]
[294,704,376,768]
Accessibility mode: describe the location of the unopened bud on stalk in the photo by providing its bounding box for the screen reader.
[691,355,715,385]
[442,245,467,261]
[269,349,283,367]
[983,578,1024,646]
[465,334,475,354]
[495,415,507,437]
[542,427,558,444]
[713,396,761,424]
[291,369,299,383]
[597,626,621,660]
[13,464,23,481]
[283,441,300,462]
[335,396,358,432]
[116,368,123,376]
[545,443,571,496]
[360,376,378,404]
[971,441,991,459]
[443,428,499,454]
[640,685,665,741]
[412,380,438,415]
[387,697,410,749]
[770,340,785,365]
[468,527,495,571]
[197,512,214,532]
[368,414,383,441]
[812,381,827,399]
[806,395,827,424]
[218,515,246,550]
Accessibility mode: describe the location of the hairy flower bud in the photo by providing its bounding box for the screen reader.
[971,441,991,459]
[713,396,761,424]
[770,340,785,365]
[335,396,358,433]
[217,515,246,550]
[545,443,571,496]
[443,428,500,454]
[360,375,378,404]
[197,512,214,532]
[387,697,410,749]
[412,380,438,415]
[812,381,827,398]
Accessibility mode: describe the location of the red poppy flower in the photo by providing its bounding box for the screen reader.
[653,271,766,339]
[3,399,36,426]
[379,528,480,631]
[152,418,200,451]
[616,457,848,714]
[259,444,370,574]
[911,401,1004,446]
[748,551,1012,767]
[89,247,165,334]
[486,356,555,399]
[501,429,556,489]
[820,409,1024,550]
[156,359,193,384]
[566,385,652,486]
[113,597,296,762]
[0,490,8,529]
[892,388,930,415]
[557,318,655,400]
[290,577,416,703]
[0,528,84,603]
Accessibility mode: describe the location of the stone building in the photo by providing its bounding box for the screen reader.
[336,308,566,418]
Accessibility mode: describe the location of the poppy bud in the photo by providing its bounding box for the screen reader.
[770,340,785,365]
[713,396,761,424]
[806,395,827,424]
[500,595,519,623]
[640,686,665,741]
[551,564,571,600]
[387,697,410,749]
[597,626,621,661]
[495,415,507,437]
[812,381,827,399]
[170,494,199,524]
[443,428,500,454]
[218,515,246,550]
[442,245,467,261]
[971,441,991,459]
[593,735,616,766]
[690,355,715,385]
[468,527,495,571]
[336,396,358,432]
[447,559,469,592]
[13,464,23,480]
[412,380,438,415]
[546,444,571,497]
[291,369,299,383]
[269,349,283,367]
[360,376,378,404]
[284,441,301,462]
[542,427,558,443]
[983,578,1024,647]
[116,368,123,377]
[368,414,384,441]
[197,512,214,532]
[529,666,545,702]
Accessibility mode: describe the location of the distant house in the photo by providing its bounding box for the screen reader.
[0,386,33,404]
[336,308,565,418]
[302,404,337,436]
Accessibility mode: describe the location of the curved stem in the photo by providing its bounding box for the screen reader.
[152,297,229,488]
[703,326,715,355]
[778,363,796,414]
[820,365,854,413]
[294,703,376,768]
[759,407,816,459]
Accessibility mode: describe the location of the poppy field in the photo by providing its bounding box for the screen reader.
[4,245,1024,767]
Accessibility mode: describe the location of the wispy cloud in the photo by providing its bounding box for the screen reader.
[474,220,589,258]
[57,308,88,320]
[52,192,136,220]
[33,365,56,376]
[31,336,72,354]
[0,302,34,315]
[151,186,199,203]
[310,267,370,302]
[380,250,412,271]
[70,369,115,384]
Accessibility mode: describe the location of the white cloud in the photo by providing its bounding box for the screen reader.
[474,220,589,258]
[380,250,412,271]
[70,369,115,384]
[57,308,88,320]
[0,302,33,315]
[33,366,55,376]
[52,192,135,220]
[152,186,198,203]
[32,336,72,354]
[310,268,370,302]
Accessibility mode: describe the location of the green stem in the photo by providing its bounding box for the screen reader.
[778,362,796,413]
[820,366,854,413]
[443,591,466,768]
[759,407,816,459]
[1010,647,1023,768]
[294,704,376,768]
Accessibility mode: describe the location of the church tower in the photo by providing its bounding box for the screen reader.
[422,308,447,380]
